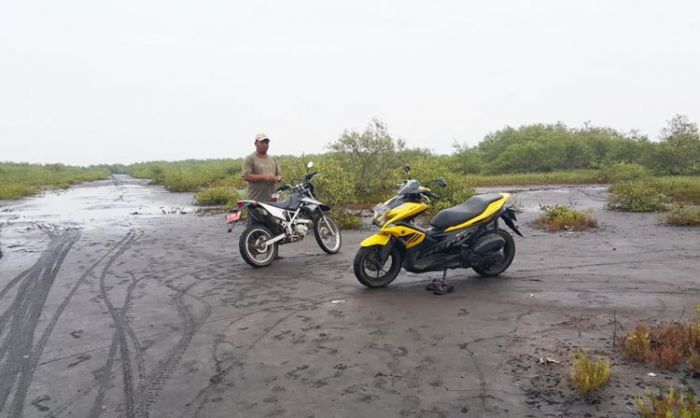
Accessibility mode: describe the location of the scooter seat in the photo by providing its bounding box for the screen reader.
[430,193,504,228]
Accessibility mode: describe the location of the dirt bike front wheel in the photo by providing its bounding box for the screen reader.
[314,216,342,254]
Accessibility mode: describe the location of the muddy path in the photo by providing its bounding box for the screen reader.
[0,178,699,417]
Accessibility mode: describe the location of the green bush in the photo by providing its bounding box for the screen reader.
[0,162,109,200]
[162,167,209,192]
[656,177,700,205]
[126,159,242,192]
[194,187,240,206]
[0,184,35,200]
[278,156,358,206]
[664,205,700,226]
[327,119,406,200]
[600,162,650,183]
[406,159,475,216]
[465,169,603,186]
[330,209,363,230]
[608,179,668,212]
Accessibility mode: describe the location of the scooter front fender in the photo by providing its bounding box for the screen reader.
[360,233,391,247]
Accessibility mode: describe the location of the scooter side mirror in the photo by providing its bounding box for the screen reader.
[437,177,447,188]
[306,161,314,171]
[403,164,411,174]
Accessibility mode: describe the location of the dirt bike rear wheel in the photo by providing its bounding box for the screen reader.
[239,225,278,268]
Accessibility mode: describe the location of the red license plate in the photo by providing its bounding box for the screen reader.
[226,211,241,223]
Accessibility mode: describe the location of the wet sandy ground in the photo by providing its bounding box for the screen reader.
[1,177,699,417]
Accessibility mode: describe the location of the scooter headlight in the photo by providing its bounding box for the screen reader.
[372,203,390,226]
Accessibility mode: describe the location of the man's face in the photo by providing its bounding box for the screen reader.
[255,139,270,155]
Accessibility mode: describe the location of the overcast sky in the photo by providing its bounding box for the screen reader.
[1,1,699,166]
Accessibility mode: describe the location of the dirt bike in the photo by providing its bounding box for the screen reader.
[353,165,522,293]
[226,162,342,267]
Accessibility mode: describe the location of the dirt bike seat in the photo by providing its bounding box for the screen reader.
[430,193,504,228]
[266,199,295,210]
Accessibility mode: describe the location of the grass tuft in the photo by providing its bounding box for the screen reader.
[568,349,611,392]
[619,323,653,361]
[534,204,597,232]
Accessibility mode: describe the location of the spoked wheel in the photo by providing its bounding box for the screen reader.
[353,245,403,288]
[472,230,515,277]
[314,216,342,254]
[239,225,278,268]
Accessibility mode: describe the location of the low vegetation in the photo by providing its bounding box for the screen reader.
[568,349,611,392]
[194,186,241,207]
[619,310,700,371]
[664,205,700,226]
[4,115,700,230]
[126,159,245,193]
[0,163,109,200]
[599,162,650,183]
[464,170,604,186]
[534,204,598,232]
[636,387,700,418]
[608,179,669,212]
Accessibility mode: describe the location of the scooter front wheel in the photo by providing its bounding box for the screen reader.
[353,245,403,288]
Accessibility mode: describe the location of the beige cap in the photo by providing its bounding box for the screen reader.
[255,133,270,142]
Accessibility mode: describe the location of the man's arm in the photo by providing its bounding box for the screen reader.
[244,172,276,183]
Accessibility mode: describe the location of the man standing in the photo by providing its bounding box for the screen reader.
[242,133,282,202]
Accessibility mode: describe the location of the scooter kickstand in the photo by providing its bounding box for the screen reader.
[432,269,454,296]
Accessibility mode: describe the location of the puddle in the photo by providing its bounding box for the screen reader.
[0,174,196,229]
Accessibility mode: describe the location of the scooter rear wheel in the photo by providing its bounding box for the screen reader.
[472,229,515,277]
[353,245,402,288]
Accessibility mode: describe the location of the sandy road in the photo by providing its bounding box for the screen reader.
[0,177,699,417]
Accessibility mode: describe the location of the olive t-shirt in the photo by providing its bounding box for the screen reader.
[242,153,281,202]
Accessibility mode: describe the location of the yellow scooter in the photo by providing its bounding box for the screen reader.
[353,171,522,294]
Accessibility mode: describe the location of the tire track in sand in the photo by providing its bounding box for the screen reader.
[139,280,212,417]
[88,230,142,418]
[0,227,80,416]
[37,230,144,418]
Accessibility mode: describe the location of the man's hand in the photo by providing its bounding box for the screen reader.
[274,175,282,183]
